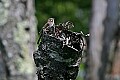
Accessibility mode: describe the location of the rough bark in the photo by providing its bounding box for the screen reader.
[0,0,37,80]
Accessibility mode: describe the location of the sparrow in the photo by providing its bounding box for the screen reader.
[43,18,55,34]
[37,18,55,44]
[43,18,55,29]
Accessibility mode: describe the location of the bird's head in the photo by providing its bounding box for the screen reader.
[47,18,55,27]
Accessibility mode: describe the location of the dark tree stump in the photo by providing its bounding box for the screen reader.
[33,34,83,80]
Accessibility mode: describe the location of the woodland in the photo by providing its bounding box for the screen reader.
[0,0,119,80]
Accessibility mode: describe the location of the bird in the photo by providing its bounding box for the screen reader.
[43,18,55,29]
[37,18,55,44]
[43,18,55,34]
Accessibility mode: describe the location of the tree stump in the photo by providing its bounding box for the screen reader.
[33,33,84,80]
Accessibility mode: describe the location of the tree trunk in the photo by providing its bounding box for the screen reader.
[86,0,120,80]
[0,0,37,80]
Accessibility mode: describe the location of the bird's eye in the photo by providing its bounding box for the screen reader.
[50,19,53,22]
[69,22,72,24]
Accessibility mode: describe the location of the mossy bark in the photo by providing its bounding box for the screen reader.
[0,0,37,80]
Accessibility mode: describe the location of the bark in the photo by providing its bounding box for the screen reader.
[111,36,120,79]
[86,0,107,80]
[99,0,119,79]
[0,0,37,80]
[86,0,120,80]
[0,38,8,80]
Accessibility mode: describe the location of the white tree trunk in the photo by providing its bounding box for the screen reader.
[0,0,37,80]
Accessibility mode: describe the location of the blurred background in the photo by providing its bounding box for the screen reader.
[0,0,91,80]
[35,0,91,34]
